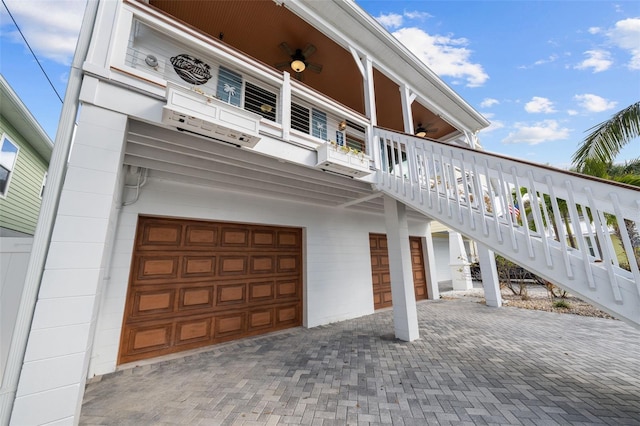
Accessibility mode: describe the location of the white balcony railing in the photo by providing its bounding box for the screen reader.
[105,1,371,159]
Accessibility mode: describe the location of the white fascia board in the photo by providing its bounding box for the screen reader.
[0,75,53,161]
[284,0,490,134]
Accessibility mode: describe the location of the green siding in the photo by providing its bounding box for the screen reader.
[0,116,49,235]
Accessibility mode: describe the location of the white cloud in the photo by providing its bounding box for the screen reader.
[567,109,579,116]
[392,27,489,87]
[404,11,432,20]
[606,17,640,70]
[480,120,505,134]
[524,97,557,114]
[480,98,499,108]
[575,50,613,72]
[502,120,571,145]
[376,13,404,29]
[1,0,86,65]
[574,94,617,112]
[534,54,558,66]
[588,27,602,35]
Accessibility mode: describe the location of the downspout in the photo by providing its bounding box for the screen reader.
[0,1,100,423]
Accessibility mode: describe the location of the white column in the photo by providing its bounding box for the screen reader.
[477,243,502,307]
[448,231,472,290]
[10,105,127,425]
[384,196,419,341]
[422,221,439,300]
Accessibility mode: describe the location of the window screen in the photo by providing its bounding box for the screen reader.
[216,66,242,107]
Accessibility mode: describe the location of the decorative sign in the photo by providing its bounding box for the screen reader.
[170,54,212,85]
[336,130,345,146]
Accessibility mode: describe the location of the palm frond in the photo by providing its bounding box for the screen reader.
[572,101,640,168]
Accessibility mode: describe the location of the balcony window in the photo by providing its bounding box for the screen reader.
[0,136,18,197]
[245,81,277,122]
[216,66,242,107]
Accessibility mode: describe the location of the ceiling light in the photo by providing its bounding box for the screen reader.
[415,124,427,138]
[338,120,347,131]
[291,59,306,73]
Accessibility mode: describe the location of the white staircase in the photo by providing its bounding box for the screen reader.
[372,128,640,327]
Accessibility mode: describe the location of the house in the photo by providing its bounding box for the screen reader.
[2,1,638,424]
[0,75,52,237]
[0,75,52,395]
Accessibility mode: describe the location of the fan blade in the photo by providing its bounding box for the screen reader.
[295,72,304,82]
[274,61,290,69]
[306,62,323,73]
[279,42,294,57]
[301,43,317,58]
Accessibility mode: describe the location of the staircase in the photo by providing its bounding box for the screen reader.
[372,127,640,327]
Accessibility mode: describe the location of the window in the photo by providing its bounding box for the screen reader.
[216,66,242,107]
[311,108,327,141]
[0,136,18,197]
[291,102,310,134]
[244,82,277,122]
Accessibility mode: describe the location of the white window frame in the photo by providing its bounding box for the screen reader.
[0,134,19,198]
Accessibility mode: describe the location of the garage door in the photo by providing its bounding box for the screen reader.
[118,216,302,364]
[370,233,427,310]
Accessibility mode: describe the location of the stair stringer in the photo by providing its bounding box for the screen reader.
[378,175,640,328]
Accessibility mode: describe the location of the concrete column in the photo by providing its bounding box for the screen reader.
[477,243,502,307]
[448,231,472,290]
[383,195,419,341]
[10,105,127,425]
[422,221,439,300]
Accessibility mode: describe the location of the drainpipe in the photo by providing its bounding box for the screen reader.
[0,1,100,423]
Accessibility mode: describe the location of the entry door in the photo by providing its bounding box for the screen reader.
[369,233,428,310]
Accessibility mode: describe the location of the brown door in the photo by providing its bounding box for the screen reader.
[118,216,302,364]
[369,233,428,310]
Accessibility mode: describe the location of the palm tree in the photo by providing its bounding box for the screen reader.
[572,101,640,169]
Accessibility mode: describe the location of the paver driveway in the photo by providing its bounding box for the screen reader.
[80,298,640,425]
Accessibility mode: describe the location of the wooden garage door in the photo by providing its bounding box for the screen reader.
[118,216,302,364]
[370,233,427,310]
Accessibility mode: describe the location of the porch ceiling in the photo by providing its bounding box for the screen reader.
[146,0,458,140]
[125,120,386,214]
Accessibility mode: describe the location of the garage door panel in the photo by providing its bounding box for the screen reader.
[120,217,302,364]
[175,318,211,345]
[251,256,275,273]
[249,281,274,301]
[182,256,216,277]
[179,286,214,310]
[136,256,179,281]
[132,289,175,317]
[219,256,248,275]
[216,283,247,306]
[221,227,250,247]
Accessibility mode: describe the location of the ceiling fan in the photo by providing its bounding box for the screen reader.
[415,122,438,137]
[275,42,323,80]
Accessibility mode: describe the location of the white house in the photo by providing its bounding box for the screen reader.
[2,1,638,425]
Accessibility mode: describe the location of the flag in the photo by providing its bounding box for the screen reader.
[508,203,520,219]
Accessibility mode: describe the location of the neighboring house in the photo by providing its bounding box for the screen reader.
[0,75,52,237]
[3,1,637,425]
[0,75,52,394]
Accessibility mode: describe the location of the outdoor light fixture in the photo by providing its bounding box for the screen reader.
[338,120,347,131]
[290,49,307,73]
[415,124,427,138]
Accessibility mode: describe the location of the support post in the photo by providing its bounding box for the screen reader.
[423,221,439,300]
[448,231,472,290]
[384,196,419,341]
[477,243,502,307]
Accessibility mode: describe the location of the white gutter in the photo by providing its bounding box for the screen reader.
[0,1,100,423]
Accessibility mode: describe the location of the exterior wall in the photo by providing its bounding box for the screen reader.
[0,237,33,383]
[0,117,48,236]
[432,233,452,284]
[88,177,430,377]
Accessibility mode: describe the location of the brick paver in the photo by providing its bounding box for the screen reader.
[80,298,640,425]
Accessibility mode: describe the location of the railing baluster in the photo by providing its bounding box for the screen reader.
[610,193,640,296]
[512,167,534,259]
[484,160,503,244]
[546,175,573,279]
[439,150,453,218]
[498,163,518,251]
[565,181,596,289]
[472,159,489,237]
[450,150,464,225]
[459,154,474,230]
[431,145,443,214]
[585,187,622,302]
[527,170,553,267]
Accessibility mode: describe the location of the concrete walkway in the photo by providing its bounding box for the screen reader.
[80,298,640,425]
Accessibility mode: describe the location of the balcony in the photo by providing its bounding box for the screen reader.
[104,1,372,175]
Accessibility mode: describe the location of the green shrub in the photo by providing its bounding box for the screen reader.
[553,299,571,309]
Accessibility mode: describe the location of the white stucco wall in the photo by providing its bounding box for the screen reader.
[89,177,430,377]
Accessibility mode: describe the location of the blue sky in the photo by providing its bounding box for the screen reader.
[1,0,638,169]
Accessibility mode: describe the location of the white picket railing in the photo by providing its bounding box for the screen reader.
[373,127,640,327]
